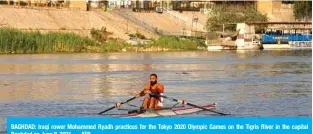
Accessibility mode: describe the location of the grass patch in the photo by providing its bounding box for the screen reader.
[99,38,131,52]
[128,31,147,39]
[0,28,96,54]
[148,36,205,51]
[0,28,205,54]
[90,27,113,43]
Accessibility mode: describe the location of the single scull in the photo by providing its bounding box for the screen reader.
[106,103,216,117]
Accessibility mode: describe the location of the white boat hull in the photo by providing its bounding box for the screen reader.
[262,41,312,50]
[207,45,237,51]
[120,103,216,118]
[289,41,312,49]
[262,44,291,49]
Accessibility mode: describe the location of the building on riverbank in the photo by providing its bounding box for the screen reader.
[1,0,88,10]
[256,1,295,21]
[129,0,254,13]
[0,0,298,21]
[127,0,295,22]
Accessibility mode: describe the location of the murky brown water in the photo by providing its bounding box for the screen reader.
[0,50,311,133]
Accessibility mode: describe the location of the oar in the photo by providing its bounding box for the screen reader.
[98,96,137,115]
[106,100,137,108]
[127,103,138,107]
[152,94,229,116]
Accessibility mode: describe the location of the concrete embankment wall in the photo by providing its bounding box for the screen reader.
[0,6,156,40]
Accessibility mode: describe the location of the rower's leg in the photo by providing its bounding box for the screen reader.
[142,97,150,109]
[149,97,157,109]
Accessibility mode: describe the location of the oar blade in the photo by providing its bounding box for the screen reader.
[186,102,228,115]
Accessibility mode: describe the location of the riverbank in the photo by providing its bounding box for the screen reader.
[0,6,156,40]
[0,28,206,54]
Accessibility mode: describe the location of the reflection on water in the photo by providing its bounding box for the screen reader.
[0,50,311,121]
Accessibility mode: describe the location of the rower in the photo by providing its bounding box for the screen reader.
[116,73,164,109]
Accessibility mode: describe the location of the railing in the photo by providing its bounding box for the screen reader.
[112,9,168,35]
[163,7,206,31]
[206,40,236,46]
[0,4,83,11]
[162,7,187,23]
[111,9,206,37]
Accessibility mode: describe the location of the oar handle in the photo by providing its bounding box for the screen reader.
[98,96,137,115]
[153,94,180,103]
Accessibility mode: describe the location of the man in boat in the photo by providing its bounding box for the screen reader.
[116,73,164,109]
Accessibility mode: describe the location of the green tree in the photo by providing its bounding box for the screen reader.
[293,1,312,21]
[206,7,267,32]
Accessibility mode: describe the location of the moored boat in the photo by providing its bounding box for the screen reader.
[235,23,263,50]
[259,22,312,50]
[206,23,264,51]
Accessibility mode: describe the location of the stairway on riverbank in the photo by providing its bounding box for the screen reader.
[163,9,207,32]
[113,9,191,36]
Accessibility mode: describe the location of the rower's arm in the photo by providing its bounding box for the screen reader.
[137,90,145,97]
[136,84,150,98]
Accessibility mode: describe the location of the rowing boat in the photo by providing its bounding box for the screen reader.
[98,94,226,116]
[117,103,216,117]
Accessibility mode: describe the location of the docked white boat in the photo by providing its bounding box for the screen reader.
[235,23,263,50]
[236,39,263,50]
[206,40,237,51]
[207,45,237,51]
[206,23,263,51]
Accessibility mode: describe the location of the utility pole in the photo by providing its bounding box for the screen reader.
[191,14,194,32]
[193,15,198,34]
[195,21,197,32]
[126,20,129,33]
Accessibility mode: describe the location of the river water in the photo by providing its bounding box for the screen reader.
[0,50,311,132]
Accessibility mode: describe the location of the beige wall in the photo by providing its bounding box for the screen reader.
[272,1,282,10]
[69,1,87,10]
[257,1,295,22]
[257,1,273,14]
